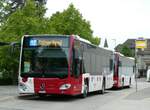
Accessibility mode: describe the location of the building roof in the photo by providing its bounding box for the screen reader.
[115,38,150,67]
[115,39,150,55]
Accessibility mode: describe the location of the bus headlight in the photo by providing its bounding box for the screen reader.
[59,84,71,90]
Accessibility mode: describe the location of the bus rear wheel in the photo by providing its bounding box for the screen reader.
[121,78,124,89]
[128,78,131,88]
[98,80,105,94]
[101,81,105,94]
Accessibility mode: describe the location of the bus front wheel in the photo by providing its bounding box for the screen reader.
[81,82,88,98]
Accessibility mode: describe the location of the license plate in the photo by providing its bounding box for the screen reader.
[38,91,46,93]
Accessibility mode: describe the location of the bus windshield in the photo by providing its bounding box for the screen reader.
[21,36,69,78]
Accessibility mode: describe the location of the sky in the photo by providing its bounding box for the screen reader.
[46,0,150,50]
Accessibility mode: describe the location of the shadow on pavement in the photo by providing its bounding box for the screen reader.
[108,86,131,91]
[18,94,77,102]
[17,91,110,102]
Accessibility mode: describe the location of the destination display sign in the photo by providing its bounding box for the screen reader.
[38,40,63,47]
[24,36,69,48]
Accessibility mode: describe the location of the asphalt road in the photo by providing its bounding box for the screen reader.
[0,78,150,110]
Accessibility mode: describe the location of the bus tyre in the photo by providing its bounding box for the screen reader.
[100,81,105,94]
[128,78,131,88]
[121,79,124,89]
[81,83,88,98]
[38,94,46,98]
[98,80,105,94]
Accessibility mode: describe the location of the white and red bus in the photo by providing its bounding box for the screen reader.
[113,52,135,88]
[18,35,114,97]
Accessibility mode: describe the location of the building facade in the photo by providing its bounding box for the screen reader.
[115,39,150,77]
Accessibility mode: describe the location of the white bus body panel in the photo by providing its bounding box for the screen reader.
[146,69,150,82]
[88,75,103,92]
[81,73,113,93]
[18,77,34,94]
[81,73,103,93]
[105,72,113,89]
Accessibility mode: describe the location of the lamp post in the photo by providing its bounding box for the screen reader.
[135,47,138,92]
[135,38,147,92]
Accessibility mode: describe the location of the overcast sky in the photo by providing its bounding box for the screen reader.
[46,0,150,50]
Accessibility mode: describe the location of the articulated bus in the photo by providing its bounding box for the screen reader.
[113,52,135,88]
[18,35,114,97]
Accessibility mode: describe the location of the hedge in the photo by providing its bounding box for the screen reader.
[0,78,13,85]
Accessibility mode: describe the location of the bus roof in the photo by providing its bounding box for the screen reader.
[73,35,113,53]
[115,51,135,60]
[74,35,91,44]
[23,34,70,38]
[23,34,113,53]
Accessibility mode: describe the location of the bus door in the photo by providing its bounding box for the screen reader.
[114,54,119,86]
[72,40,83,93]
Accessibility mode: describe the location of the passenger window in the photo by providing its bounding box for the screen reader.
[119,61,122,67]
[109,59,113,71]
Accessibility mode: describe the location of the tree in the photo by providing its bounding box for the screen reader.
[120,45,133,57]
[0,0,25,23]
[0,45,19,84]
[104,38,108,48]
[0,0,47,23]
[49,4,100,45]
[35,0,47,4]
[0,0,48,84]
[0,0,48,42]
[91,37,101,46]
[0,2,101,84]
